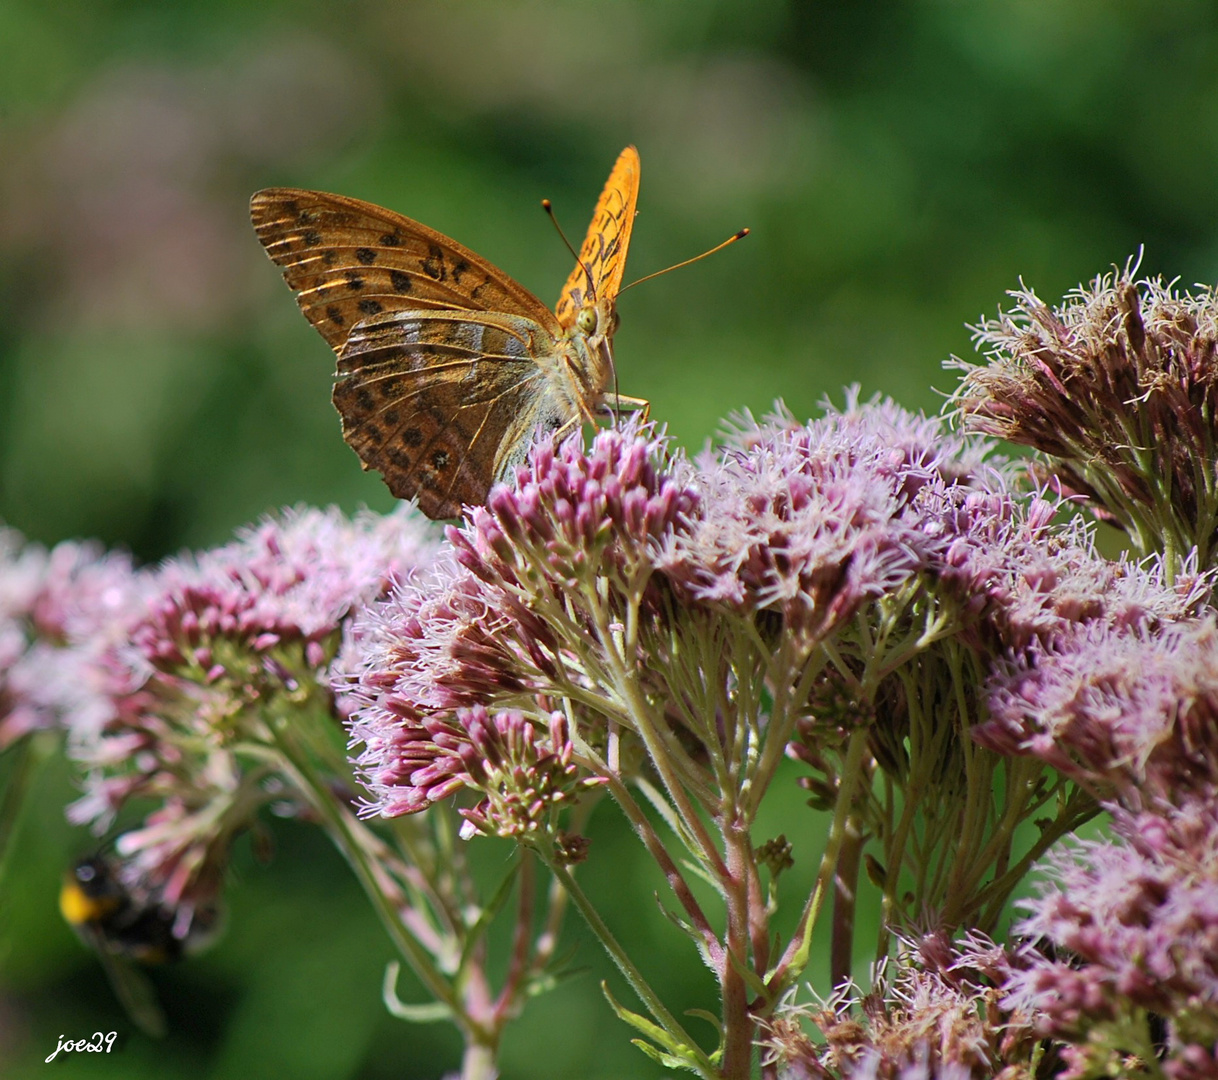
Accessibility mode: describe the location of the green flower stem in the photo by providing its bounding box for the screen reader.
[263,709,479,1041]
[586,578,727,877]
[540,851,717,1078]
[974,787,1097,929]
[768,725,871,997]
[600,770,719,955]
[0,732,50,888]
[460,1043,499,1080]
[746,636,827,819]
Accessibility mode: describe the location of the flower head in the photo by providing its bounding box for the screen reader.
[66,505,436,911]
[1003,797,1218,1075]
[343,403,994,822]
[979,614,1218,803]
[956,261,1218,565]
[1,527,142,746]
[661,394,987,638]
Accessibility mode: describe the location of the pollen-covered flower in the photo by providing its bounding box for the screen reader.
[956,262,1218,567]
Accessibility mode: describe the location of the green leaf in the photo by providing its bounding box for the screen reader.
[684,1008,723,1039]
[602,981,706,1074]
[654,897,714,968]
[727,947,768,1000]
[631,1038,697,1071]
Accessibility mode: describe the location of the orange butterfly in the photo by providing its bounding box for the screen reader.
[250,147,645,519]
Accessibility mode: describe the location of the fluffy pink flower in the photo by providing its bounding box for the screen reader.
[67,505,436,913]
[0,528,142,746]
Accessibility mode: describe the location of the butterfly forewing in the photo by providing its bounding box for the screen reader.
[554,145,640,328]
[332,309,566,519]
[251,188,560,349]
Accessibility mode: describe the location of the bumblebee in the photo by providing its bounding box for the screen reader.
[60,856,220,1037]
[61,857,184,964]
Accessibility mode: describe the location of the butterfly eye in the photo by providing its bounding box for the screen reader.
[576,306,598,335]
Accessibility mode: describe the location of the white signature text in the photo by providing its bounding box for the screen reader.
[45,1031,117,1062]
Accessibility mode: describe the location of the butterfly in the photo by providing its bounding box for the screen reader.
[250,146,645,519]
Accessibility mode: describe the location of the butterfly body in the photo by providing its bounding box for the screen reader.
[251,147,641,519]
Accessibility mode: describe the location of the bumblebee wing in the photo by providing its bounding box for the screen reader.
[95,949,168,1040]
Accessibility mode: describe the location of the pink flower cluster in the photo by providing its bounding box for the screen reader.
[979,613,1218,1073]
[342,397,1015,830]
[0,528,142,747]
[39,506,437,917]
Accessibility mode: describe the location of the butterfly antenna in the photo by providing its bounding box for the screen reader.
[542,199,598,301]
[620,228,749,294]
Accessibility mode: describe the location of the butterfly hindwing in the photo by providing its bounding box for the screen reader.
[332,309,569,518]
[251,188,560,351]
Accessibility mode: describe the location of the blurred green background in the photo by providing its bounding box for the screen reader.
[3,0,1218,1076]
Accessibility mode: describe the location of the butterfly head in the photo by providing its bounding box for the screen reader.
[574,296,620,341]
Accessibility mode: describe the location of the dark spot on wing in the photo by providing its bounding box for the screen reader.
[470,279,488,301]
[431,449,450,470]
[390,270,412,293]
[383,409,400,425]
[355,247,377,265]
[364,423,384,443]
[422,246,446,281]
[380,232,401,247]
[297,209,319,225]
[358,298,383,316]
[451,258,470,284]
[326,305,345,327]
[345,272,365,290]
[356,388,375,411]
[322,250,338,266]
[302,230,322,247]
[387,447,411,469]
[402,427,424,447]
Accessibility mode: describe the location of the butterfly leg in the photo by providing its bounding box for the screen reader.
[606,394,650,423]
